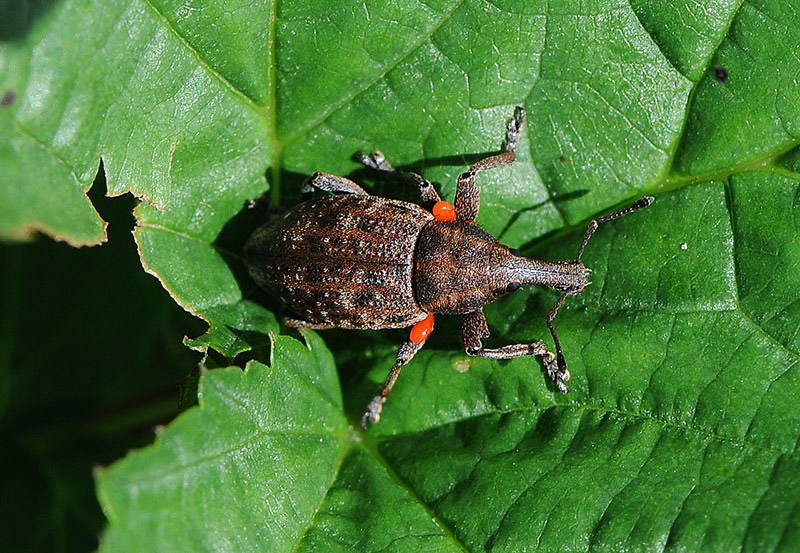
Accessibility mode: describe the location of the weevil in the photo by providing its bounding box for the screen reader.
[244,107,653,428]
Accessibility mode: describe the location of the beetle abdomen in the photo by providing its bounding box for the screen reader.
[244,195,433,329]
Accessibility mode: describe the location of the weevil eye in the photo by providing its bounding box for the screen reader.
[506,282,521,293]
[509,247,522,257]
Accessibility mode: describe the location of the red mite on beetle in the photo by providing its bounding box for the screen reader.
[244,107,653,428]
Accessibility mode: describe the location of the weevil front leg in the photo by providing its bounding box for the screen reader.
[453,106,526,222]
[357,150,443,206]
[536,196,658,381]
[461,310,570,394]
[538,196,656,387]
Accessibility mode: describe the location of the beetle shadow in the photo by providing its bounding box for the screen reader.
[495,188,589,245]
[213,169,309,269]
[350,152,497,178]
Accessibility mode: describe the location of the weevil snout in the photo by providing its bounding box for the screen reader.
[552,260,590,295]
[497,251,590,297]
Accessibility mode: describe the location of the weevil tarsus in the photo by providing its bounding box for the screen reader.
[504,105,526,153]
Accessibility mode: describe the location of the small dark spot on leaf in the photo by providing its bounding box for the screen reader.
[714,66,729,83]
[558,155,566,163]
[1,90,17,107]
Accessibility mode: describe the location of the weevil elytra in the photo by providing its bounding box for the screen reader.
[244,107,653,428]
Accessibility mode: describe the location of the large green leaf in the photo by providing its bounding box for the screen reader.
[2,0,800,551]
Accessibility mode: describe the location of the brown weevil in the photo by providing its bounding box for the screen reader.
[244,107,653,428]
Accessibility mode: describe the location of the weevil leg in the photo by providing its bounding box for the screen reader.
[454,106,526,222]
[302,171,368,198]
[461,310,569,394]
[360,339,426,428]
[357,150,443,206]
[461,310,491,348]
[503,105,526,155]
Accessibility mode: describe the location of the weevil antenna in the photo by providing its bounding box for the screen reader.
[545,292,570,390]
[576,196,654,262]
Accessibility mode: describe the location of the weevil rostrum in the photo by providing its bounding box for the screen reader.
[244,107,653,428]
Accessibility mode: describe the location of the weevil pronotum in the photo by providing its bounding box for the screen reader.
[244,107,653,428]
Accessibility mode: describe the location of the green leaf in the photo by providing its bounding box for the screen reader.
[3,0,800,551]
[673,0,800,176]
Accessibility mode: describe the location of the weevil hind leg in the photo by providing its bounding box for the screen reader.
[357,150,443,206]
[453,106,526,222]
[360,339,426,428]
[461,310,570,394]
[301,171,368,198]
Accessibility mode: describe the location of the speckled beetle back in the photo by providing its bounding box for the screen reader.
[245,194,433,329]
